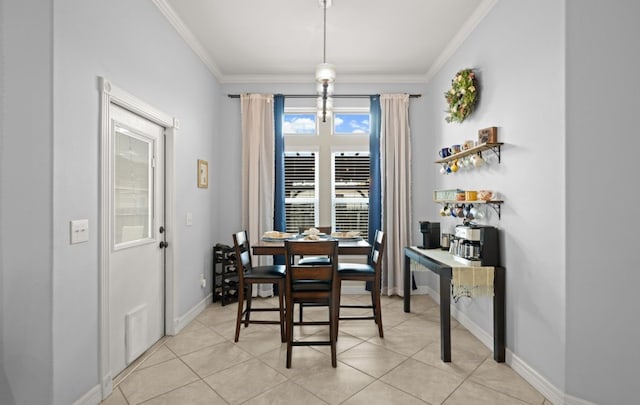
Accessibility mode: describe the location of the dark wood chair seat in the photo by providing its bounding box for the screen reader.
[337,263,375,274]
[244,265,286,278]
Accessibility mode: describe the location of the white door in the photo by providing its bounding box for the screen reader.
[109,104,165,376]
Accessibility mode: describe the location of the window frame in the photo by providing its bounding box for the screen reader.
[283,148,319,232]
[331,150,370,235]
[283,106,370,232]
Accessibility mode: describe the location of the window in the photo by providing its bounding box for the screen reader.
[284,152,317,233]
[283,113,316,134]
[283,107,370,233]
[334,113,370,135]
[333,152,370,235]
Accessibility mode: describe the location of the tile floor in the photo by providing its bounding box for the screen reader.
[102,294,550,405]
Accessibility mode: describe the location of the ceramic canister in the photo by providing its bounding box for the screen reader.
[465,190,477,201]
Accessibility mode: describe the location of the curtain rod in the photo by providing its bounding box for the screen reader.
[227,94,421,99]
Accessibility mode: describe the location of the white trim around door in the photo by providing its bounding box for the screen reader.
[98,77,179,400]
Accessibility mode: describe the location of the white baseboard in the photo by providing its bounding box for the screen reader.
[415,286,594,405]
[73,383,102,405]
[172,293,212,334]
[563,393,598,405]
[507,350,564,405]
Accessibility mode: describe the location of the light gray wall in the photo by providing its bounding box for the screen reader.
[2,0,220,403]
[420,0,567,390]
[51,0,220,402]
[1,0,55,403]
[565,1,640,403]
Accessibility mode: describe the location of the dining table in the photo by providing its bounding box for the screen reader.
[251,237,372,256]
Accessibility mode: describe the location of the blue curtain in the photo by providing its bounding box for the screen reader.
[369,95,382,245]
[273,94,285,265]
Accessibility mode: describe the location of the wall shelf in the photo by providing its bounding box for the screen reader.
[435,142,503,164]
[434,199,504,219]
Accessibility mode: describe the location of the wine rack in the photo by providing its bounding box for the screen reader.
[212,243,239,306]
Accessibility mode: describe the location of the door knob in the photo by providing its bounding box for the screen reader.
[159,226,165,234]
[159,241,169,249]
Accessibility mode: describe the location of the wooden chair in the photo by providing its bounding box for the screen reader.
[336,230,386,338]
[284,240,339,368]
[297,226,332,322]
[232,230,286,342]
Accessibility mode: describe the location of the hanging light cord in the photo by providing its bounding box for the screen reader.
[323,0,327,63]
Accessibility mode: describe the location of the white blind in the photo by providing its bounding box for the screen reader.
[284,152,317,233]
[333,153,370,235]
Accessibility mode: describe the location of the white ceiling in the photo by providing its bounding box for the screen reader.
[154,0,496,84]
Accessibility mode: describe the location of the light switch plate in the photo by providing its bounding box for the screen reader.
[70,219,89,244]
[186,212,193,226]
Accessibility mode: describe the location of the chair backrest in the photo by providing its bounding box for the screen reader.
[284,240,338,294]
[370,230,386,269]
[232,230,253,275]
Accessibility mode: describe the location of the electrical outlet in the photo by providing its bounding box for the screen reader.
[200,273,206,288]
[70,219,89,244]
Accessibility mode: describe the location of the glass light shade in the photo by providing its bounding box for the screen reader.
[315,63,336,83]
[316,81,334,95]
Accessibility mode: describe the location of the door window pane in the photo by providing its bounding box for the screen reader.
[114,127,152,246]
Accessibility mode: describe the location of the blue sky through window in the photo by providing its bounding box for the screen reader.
[283,114,316,134]
[334,113,370,134]
[284,112,370,134]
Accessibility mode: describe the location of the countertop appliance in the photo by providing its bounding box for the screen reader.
[450,224,499,266]
[419,221,440,249]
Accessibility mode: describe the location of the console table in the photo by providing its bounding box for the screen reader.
[403,246,505,363]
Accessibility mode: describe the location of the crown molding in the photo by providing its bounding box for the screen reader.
[153,0,496,86]
[220,73,429,85]
[424,0,499,83]
[151,0,224,80]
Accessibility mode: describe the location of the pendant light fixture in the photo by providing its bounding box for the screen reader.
[315,0,335,122]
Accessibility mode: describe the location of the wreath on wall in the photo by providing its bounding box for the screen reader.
[444,68,478,123]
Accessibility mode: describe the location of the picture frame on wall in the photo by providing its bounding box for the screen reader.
[197,159,208,188]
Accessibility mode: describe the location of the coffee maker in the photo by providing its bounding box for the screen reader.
[450,224,499,266]
[419,221,440,249]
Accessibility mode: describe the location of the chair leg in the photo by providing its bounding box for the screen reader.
[335,280,342,342]
[374,285,384,338]
[234,281,245,342]
[330,297,337,368]
[244,286,252,327]
[286,294,294,368]
[278,280,286,342]
[370,288,377,323]
[299,303,304,323]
